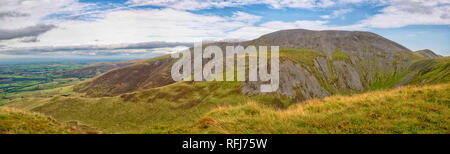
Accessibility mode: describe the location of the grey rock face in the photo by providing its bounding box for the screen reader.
[241,29,416,101]
[242,59,330,100]
[331,61,363,91]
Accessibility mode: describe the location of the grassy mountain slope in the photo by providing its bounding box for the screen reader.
[144,83,450,134]
[415,49,443,58]
[7,81,295,133]
[0,107,98,134]
[406,57,450,85]
[75,55,175,97]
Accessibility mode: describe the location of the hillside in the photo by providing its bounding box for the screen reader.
[4,57,449,133]
[75,56,176,97]
[415,49,443,58]
[76,29,424,101]
[144,83,450,134]
[403,57,450,85]
[53,59,145,79]
[0,107,98,134]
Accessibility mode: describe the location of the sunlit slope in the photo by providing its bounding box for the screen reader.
[405,57,450,85]
[152,83,449,134]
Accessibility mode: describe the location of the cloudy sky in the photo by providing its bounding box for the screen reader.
[0,0,449,59]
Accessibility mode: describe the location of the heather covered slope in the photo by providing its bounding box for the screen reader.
[54,59,145,79]
[75,55,176,97]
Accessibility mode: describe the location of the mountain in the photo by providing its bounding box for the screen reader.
[76,29,424,100]
[415,49,443,58]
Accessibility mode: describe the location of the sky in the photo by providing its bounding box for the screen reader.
[0,0,449,60]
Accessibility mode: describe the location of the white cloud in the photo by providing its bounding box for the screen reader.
[0,0,94,29]
[1,7,263,50]
[226,20,366,40]
[231,11,262,24]
[1,0,449,58]
[320,8,353,19]
[357,0,450,28]
[126,0,365,10]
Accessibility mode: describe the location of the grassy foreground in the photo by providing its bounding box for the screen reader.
[145,83,450,134]
[0,107,98,134]
[3,80,449,134]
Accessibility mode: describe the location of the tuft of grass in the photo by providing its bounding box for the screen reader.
[332,48,351,62]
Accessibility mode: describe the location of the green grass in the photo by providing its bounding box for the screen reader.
[279,48,326,67]
[408,57,450,85]
[0,107,97,134]
[369,71,409,90]
[150,83,450,134]
[7,81,244,133]
[0,62,91,105]
[6,79,303,133]
[332,48,351,62]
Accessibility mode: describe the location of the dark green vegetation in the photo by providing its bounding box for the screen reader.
[0,62,86,105]
[1,29,449,134]
[0,60,143,105]
[0,62,84,92]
